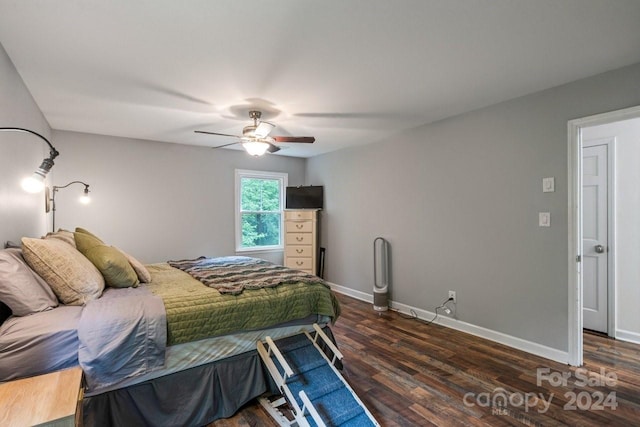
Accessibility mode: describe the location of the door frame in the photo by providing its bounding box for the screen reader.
[581,137,615,337]
[567,105,640,366]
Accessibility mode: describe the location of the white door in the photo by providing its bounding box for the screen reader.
[582,143,609,333]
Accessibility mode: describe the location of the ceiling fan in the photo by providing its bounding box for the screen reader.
[195,110,315,156]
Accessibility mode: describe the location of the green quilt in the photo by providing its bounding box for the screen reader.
[146,263,340,345]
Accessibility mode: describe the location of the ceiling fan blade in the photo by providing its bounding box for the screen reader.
[267,143,281,153]
[273,136,315,143]
[254,121,275,138]
[211,142,240,149]
[195,130,242,138]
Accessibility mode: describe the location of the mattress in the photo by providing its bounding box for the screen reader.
[86,315,331,396]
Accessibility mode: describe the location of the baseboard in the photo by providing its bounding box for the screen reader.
[615,329,640,345]
[326,282,569,365]
[327,282,374,304]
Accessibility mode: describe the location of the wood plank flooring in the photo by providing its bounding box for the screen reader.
[210,293,640,426]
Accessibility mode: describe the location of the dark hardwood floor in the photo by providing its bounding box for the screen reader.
[211,293,640,426]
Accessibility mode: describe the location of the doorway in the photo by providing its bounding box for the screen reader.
[581,138,614,335]
[567,105,640,366]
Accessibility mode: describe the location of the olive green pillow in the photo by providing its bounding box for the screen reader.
[74,230,103,254]
[75,229,139,288]
[75,227,104,241]
[82,245,139,288]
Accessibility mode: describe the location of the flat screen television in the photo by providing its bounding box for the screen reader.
[286,186,324,209]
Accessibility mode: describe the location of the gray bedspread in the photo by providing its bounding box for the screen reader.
[78,287,167,391]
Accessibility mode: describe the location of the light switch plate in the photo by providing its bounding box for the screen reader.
[543,177,555,193]
[539,212,551,227]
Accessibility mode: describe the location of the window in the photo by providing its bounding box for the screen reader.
[235,169,288,252]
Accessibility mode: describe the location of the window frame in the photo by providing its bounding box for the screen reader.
[234,169,288,253]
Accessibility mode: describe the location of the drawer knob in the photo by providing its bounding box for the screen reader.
[296,237,303,242]
[296,261,303,266]
[296,224,303,229]
[296,249,303,254]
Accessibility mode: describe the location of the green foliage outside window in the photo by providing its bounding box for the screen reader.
[240,177,282,248]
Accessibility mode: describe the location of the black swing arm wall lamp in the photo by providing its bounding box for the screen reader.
[0,127,60,193]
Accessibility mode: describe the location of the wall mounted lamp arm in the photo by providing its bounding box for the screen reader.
[0,127,60,192]
[0,127,59,159]
[48,181,91,232]
[52,180,90,192]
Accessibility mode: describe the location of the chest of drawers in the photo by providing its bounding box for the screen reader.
[284,210,319,275]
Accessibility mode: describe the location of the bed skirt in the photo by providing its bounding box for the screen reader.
[83,350,273,426]
[83,327,338,426]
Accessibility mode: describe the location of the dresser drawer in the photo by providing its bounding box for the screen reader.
[286,221,313,233]
[286,245,313,257]
[285,210,315,220]
[286,233,313,245]
[285,257,313,271]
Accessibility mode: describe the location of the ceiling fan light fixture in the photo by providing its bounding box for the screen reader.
[242,140,270,156]
[195,110,315,156]
[242,125,257,138]
[254,121,275,138]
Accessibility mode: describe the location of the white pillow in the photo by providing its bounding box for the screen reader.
[0,248,58,316]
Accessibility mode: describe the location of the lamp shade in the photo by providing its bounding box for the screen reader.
[242,141,270,156]
[21,173,46,193]
[79,187,91,204]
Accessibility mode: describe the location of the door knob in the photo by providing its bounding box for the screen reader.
[595,244,605,253]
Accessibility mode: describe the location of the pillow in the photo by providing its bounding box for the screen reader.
[44,229,77,248]
[83,245,139,288]
[74,230,104,254]
[75,227,104,243]
[116,247,152,283]
[21,238,104,306]
[0,248,58,316]
[75,232,139,288]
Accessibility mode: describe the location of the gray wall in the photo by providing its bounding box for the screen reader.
[307,62,640,351]
[0,43,51,244]
[51,131,306,264]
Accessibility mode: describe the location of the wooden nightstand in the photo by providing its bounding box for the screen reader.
[0,366,84,427]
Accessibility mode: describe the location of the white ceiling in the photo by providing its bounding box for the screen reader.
[1,1,639,158]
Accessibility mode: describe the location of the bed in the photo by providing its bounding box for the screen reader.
[0,230,340,426]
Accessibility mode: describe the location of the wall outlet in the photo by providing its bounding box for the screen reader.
[448,290,456,303]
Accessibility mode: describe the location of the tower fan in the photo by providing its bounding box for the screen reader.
[373,237,389,312]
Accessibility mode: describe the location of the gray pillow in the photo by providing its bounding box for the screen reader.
[0,248,58,316]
